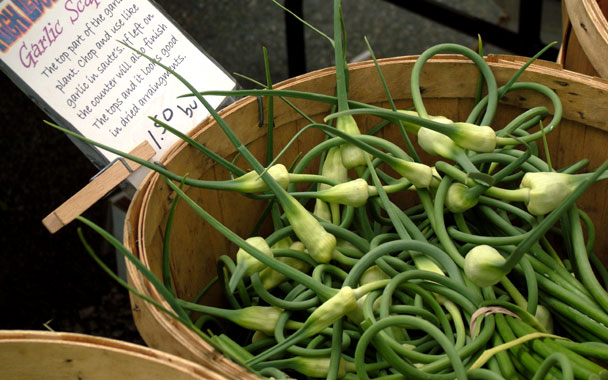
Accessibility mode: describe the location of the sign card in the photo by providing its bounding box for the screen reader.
[0,0,237,186]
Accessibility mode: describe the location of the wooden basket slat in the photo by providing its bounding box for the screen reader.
[0,331,228,380]
[562,0,608,78]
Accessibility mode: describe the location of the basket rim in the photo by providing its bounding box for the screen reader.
[564,0,608,77]
[0,330,230,380]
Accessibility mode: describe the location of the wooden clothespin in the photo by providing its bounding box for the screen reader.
[42,141,156,233]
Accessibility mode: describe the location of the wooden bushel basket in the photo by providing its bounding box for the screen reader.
[123,55,608,378]
[560,0,608,77]
[0,330,232,379]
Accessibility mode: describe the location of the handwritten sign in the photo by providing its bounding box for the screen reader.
[0,0,236,186]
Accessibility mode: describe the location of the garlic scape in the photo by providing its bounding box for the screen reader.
[258,356,353,379]
[439,148,533,213]
[336,114,370,169]
[465,160,608,286]
[302,286,358,337]
[445,182,479,213]
[296,177,425,210]
[464,245,507,287]
[228,236,273,293]
[313,199,332,222]
[448,122,496,153]
[315,178,370,207]
[389,158,435,189]
[178,300,284,336]
[282,193,337,264]
[314,146,349,223]
[259,241,310,290]
[320,146,350,190]
[231,164,290,193]
[246,286,357,367]
[417,124,463,160]
[348,266,389,325]
[232,305,284,336]
[520,171,587,216]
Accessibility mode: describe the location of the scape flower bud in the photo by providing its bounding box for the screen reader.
[304,286,357,336]
[417,126,462,160]
[232,306,283,335]
[360,265,390,285]
[535,305,553,333]
[260,242,310,290]
[464,245,507,287]
[317,178,370,207]
[283,193,336,263]
[235,237,273,276]
[229,236,273,292]
[233,164,290,192]
[346,266,389,325]
[289,356,350,378]
[449,122,497,153]
[336,115,370,169]
[520,171,578,215]
[313,198,332,222]
[390,158,434,189]
[445,183,478,213]
[320,146,348,191]
[396,110,454,134]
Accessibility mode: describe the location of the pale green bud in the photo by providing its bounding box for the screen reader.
[228,236,274,292]
[430,166,443,189]
[270,237,293,250]
[417,115,459,160]
[233,164,290,192]
[336,114,361,135]
[260,243,310,290]
[345,266,390,325]
[235,237,273,276]
[320,146,348,191]
[450,122,496,153]
[251,330,268,344]
[336,238,362,254]
[520,171,577,215]
[534,305,553,333]
[317,178,369,207]
[290,241,306,251]
[390,158,434,189]
[464,245,506,287]
[232,306,283,335]
[396,110,425,134]
[313,198,332,222]
[283,193,336,263]
[304,287,357,336]
[429,115,454,124]
[445,182,478,213]
[418,126,462,160]
[289,356,348,378]
[336,115,369,169]
[360,265,390,285]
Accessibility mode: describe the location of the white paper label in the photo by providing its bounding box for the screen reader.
[0,0,236,186]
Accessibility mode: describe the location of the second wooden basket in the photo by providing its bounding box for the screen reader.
[0,330,232,380]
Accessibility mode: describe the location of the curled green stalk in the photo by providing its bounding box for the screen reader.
[163,176,337,300]
[411,43,498,126]
[247,286,358,367]
[228,236,274,293]
[531,353,573,380]
[463,160,608,287]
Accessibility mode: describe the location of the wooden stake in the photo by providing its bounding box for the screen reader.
[42,141,156,233]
